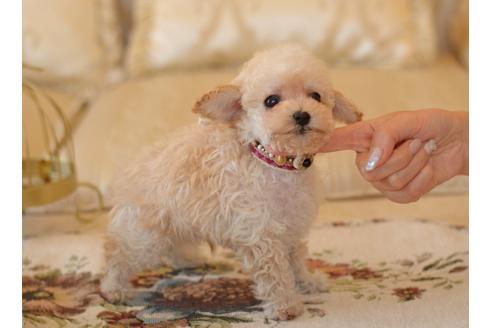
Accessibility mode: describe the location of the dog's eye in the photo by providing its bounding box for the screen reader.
[264,95,280,108]
[309,92,321,102]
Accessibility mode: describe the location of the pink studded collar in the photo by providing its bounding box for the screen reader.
[249,141,314,171]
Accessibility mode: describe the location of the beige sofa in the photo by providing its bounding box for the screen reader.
[23,0,468,225]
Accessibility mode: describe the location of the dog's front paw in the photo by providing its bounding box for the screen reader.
[100,288,133,304]
[296,271,329,294]
[100,277,133,304]
[265,300,304,321]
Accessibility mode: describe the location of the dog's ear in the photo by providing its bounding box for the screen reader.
[192,85,242,123]
[333,90,363,124]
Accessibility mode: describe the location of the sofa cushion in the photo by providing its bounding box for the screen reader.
[22,0,123,97]
[74,54,468,206]
[126,0,438,75]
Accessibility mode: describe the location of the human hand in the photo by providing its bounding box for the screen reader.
[320,109,468,203]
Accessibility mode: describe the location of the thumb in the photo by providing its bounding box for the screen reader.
[319,121,373,153]
[364,111,423,171]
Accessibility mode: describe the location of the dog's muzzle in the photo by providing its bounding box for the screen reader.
[249,141,314,172]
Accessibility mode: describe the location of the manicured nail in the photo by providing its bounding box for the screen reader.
[424,139,437,154]
[365,148,382,171]
[409,139,422,154]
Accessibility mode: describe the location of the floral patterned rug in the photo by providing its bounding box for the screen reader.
[22,218,468,328]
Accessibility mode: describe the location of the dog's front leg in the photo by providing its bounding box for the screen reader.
[239,239,304,321]
[290,240,329,294]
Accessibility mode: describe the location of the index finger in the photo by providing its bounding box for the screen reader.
[319,121,373,153]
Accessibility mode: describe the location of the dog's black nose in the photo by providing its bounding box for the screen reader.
[292,111,311,126]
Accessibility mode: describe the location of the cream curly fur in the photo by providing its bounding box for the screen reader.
[101,44,362,321]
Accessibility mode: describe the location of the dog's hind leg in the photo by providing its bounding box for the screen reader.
[100,205,170,303]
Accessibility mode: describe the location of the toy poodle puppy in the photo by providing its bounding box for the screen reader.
[100,44,362,320]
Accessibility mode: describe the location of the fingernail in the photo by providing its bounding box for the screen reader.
[424,139,437,154]
[365,147,382,171]
[409,139,422,154]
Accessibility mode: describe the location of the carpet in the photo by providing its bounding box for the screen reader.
[22,218,468,327]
